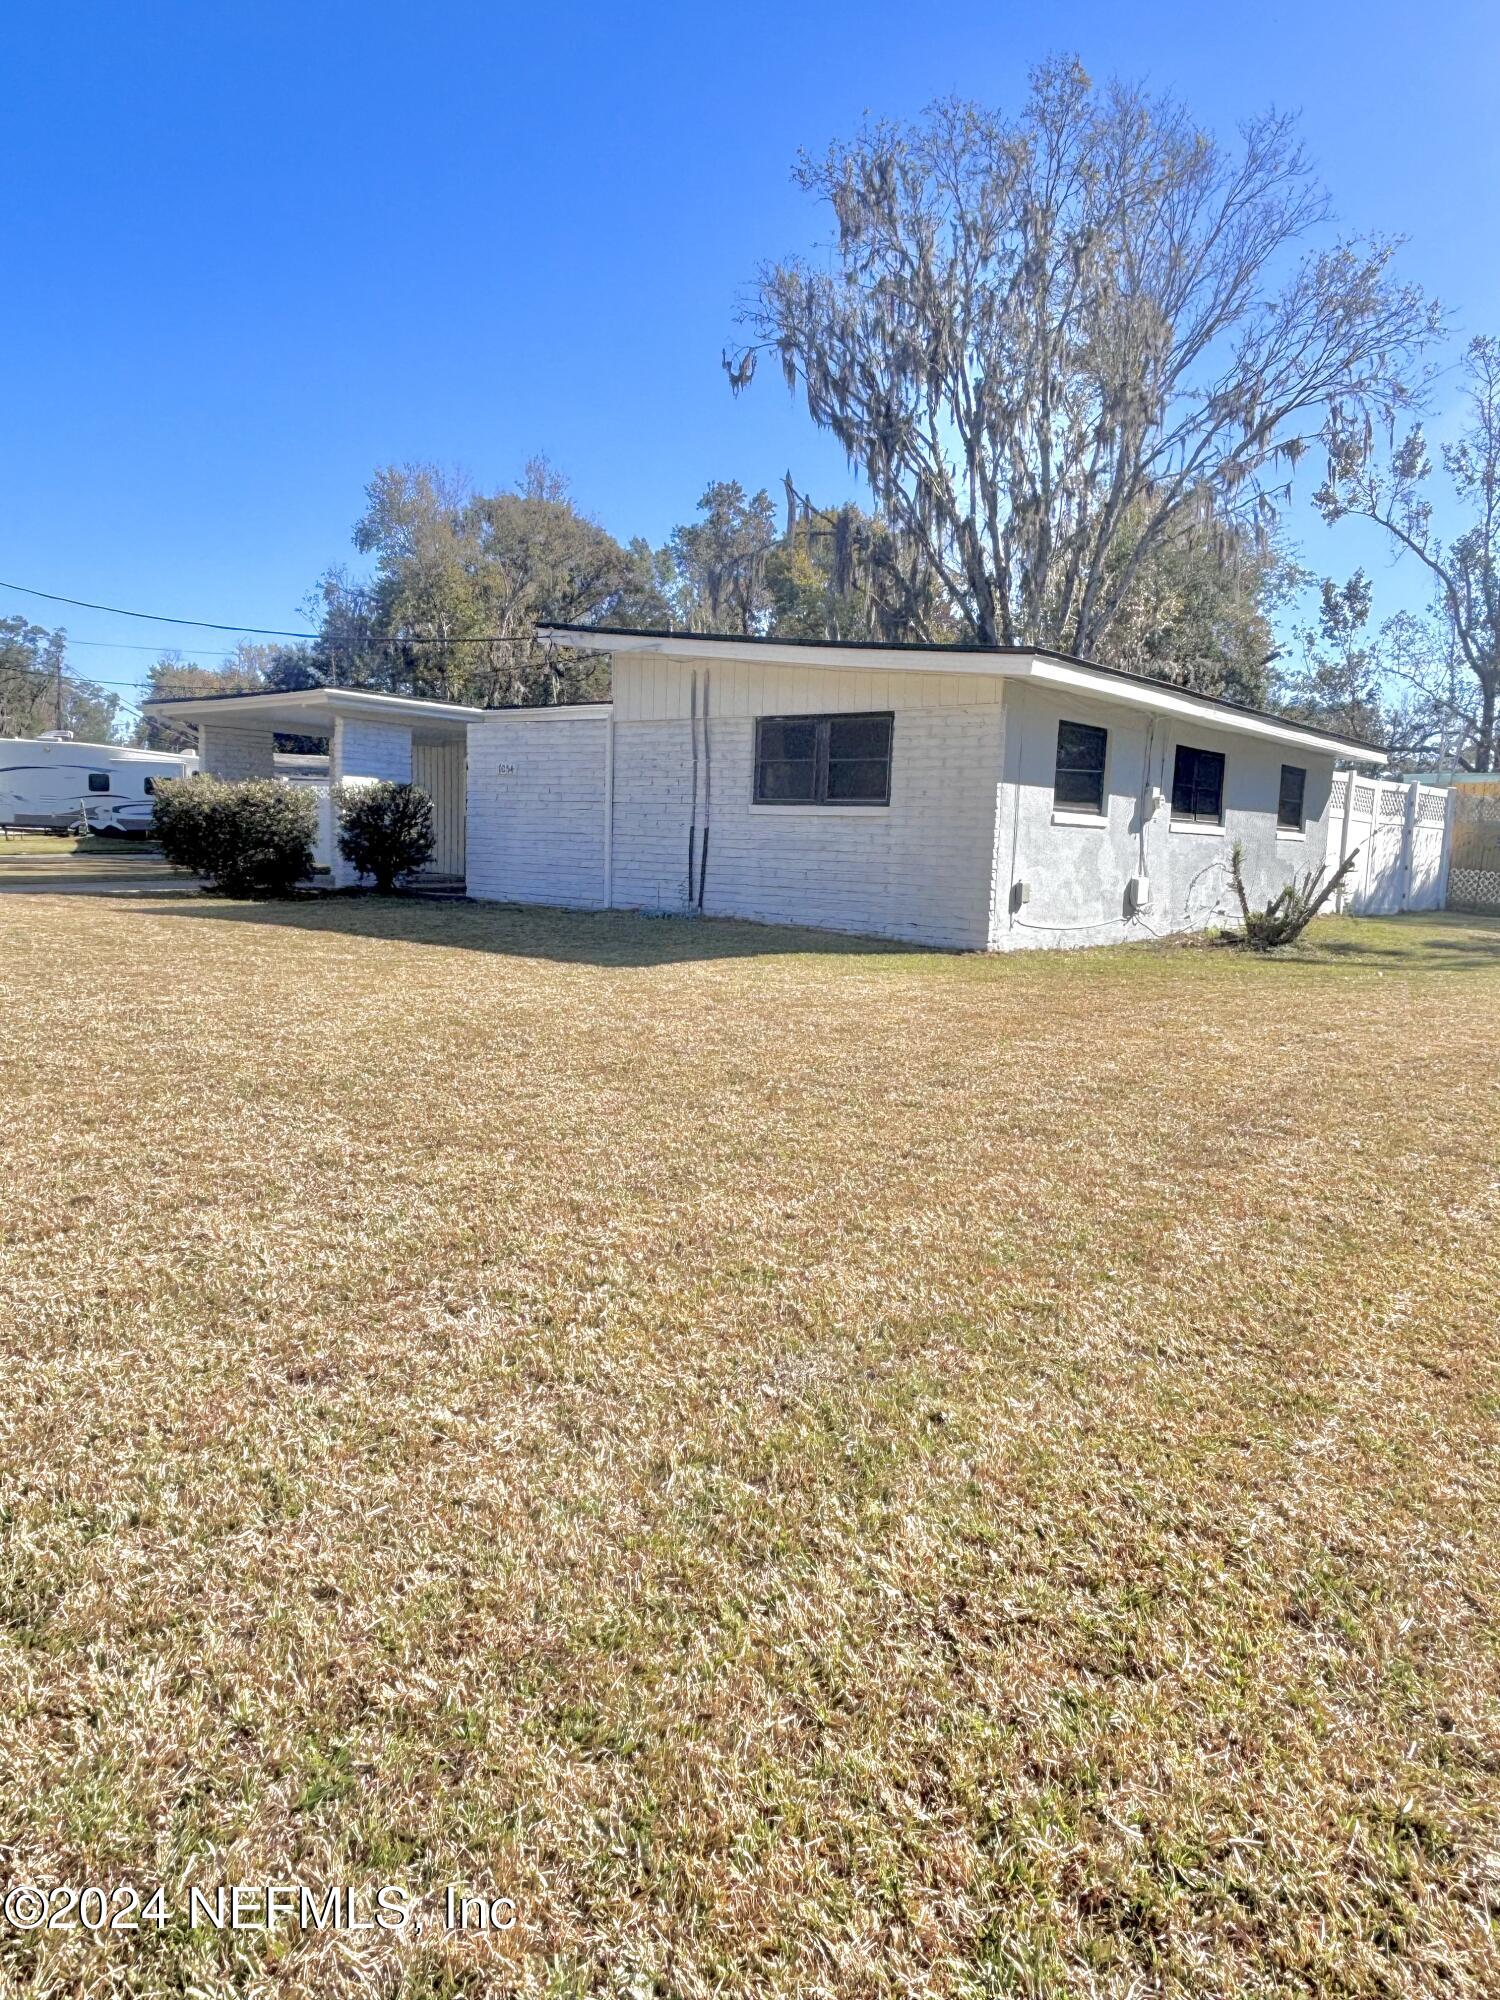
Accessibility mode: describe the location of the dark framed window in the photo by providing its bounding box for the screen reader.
[1171,744,1225,824]
[754,712,893,807]
[87,772,110,793]
[143,776,158,795]
[1053,720,1109,814]
[1277,763,1307,831]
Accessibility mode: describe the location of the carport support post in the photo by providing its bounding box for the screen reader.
[328,714,413,888]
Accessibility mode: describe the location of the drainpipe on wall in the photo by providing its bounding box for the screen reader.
[602,707,615,910]
[687,670,699,913]
[697,671,711,910]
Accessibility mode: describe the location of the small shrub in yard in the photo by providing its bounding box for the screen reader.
[337,781,434,892]
[152,775,315,898]
[1226,838,1359,950]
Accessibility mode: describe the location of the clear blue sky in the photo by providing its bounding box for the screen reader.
[5,0,1498,721]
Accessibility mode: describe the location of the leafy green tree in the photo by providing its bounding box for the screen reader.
[665,481,777,633]
[765,482,957,642]
[731,59,1437,665]
[1096,503,1292,707]
[135,642,324,751]
[1,617,121,741]
[315,460,672,706]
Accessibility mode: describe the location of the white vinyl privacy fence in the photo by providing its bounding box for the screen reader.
[1327,774,1452,915]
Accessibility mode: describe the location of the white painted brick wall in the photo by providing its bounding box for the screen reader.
[333,718,413,787]
[611,707,1005,949]
[328,717,414,885]
[198,724,275,781]
[466,712,609,907]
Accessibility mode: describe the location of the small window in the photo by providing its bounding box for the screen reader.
[87,772,110,793]
[1171,745,1225,825]
[143,776,162,796]
[1277,763,1306,831]
[754,712,892,807]
[1053,720,1108,814]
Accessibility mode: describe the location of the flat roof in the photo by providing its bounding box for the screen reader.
[537,623,1386,764]
[139,686,483,734]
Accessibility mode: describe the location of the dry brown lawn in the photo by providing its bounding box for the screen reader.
[2,891,1498,2000]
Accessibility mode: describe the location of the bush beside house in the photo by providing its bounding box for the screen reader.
[337,781,434,892]
[153,776,316,897]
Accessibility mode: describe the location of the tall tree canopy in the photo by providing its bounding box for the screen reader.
[315,461,671,706]
[135,643,324,751]
[730,58,1438,669]
[665,481,778,633]
[1319,334,1500,770]
[764,480,958,643]
[0,617,120,741]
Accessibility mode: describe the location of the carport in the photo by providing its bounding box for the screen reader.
[140,687,482,886]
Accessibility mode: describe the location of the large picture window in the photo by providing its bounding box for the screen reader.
[753,712,893,807]
[1277,763,1307,831]
[1053,720,1109,814]
[1171,744,1226,825]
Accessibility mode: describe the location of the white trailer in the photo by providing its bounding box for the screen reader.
[0,733,196,835]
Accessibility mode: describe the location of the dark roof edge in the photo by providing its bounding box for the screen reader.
[143,688,332,706]
[540,623,1384,759]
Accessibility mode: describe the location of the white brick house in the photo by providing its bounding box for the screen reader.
[149,687,480,887]
[470,626,1384,950]
[146,628,1385,950]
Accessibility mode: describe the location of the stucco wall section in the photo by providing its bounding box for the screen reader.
[466,711,609,908]
[197,724,275,781]
[608,659,1006,950]
[992,683,1336,950]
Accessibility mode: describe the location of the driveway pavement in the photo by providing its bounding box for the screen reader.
[0,849,204,895]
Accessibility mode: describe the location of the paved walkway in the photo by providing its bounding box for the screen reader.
[0,851,204,895]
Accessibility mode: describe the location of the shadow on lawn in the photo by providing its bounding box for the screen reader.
[137,892,930,969]
[1300,912,1500,974]
[46,887,1500,975]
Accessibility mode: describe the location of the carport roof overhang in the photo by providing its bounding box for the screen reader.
[140,687,483,739]
[537,623,1387,765]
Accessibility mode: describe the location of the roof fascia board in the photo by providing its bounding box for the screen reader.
[539,627,1383,763]
[477,703,614,720]
[1019,656,1385,762]
[536,625,981,676]
[140,689,483,726]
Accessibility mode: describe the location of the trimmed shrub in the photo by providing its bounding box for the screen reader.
[151,775,229,878]
[337,781,435,892]
[151,775,315,898]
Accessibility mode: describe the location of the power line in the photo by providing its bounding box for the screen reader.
[51,635,247,659]
[0,576,540,649]
[0,578,319,639]
[0,660,150,691]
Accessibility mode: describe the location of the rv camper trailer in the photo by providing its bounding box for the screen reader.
[0,734,197,835]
